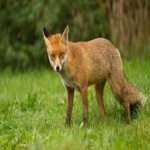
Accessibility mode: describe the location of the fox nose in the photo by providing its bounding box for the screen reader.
[56,65,60,72]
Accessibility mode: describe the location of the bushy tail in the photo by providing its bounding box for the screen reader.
[107,51,146,122]
[108,72,146,107]
[123,77,146,107]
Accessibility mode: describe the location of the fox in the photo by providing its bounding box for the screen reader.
[43,25,146,125]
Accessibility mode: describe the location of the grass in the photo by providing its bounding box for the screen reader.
[0,57,150,150]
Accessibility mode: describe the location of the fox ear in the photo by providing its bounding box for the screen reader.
[61,25,69,44]
[43,27,51,38]
[43,27,51,46]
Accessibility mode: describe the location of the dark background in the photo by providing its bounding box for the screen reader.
[0,0,150,71]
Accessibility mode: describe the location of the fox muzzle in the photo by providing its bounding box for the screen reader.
[54,64,62,72]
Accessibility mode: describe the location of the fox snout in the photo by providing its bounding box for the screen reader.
[54,64,62,72]
[48,52,67,72]
[49,57,63,72]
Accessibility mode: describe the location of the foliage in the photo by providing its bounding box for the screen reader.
[0,0,109,71]
[0,0,150,71]
[0,58,150,149]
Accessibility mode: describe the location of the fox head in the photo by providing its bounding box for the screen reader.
[43,26,69,72]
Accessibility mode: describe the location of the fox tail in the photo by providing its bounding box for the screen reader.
[124,77,146,107]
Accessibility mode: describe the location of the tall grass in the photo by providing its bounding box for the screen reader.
[0,58,150,150]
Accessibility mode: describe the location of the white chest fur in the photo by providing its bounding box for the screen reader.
[58,71,78,89]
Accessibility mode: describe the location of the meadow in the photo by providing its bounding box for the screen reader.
[0,57,150,150]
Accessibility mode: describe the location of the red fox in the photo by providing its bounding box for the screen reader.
[43,26,146,125]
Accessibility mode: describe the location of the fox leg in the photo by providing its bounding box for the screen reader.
[95,80,106,117]
[65,86,74,125]
[122,100,131,124]
[80,86,88,124]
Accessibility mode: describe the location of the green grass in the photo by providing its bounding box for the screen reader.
[0,58,150,150]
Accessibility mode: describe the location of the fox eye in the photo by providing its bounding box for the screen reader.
[60,52,64,58]
[50,54,55,60]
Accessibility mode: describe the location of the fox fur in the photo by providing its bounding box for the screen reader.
[43,26,146,124]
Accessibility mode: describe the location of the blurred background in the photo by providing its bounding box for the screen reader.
[0,0,150,71]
